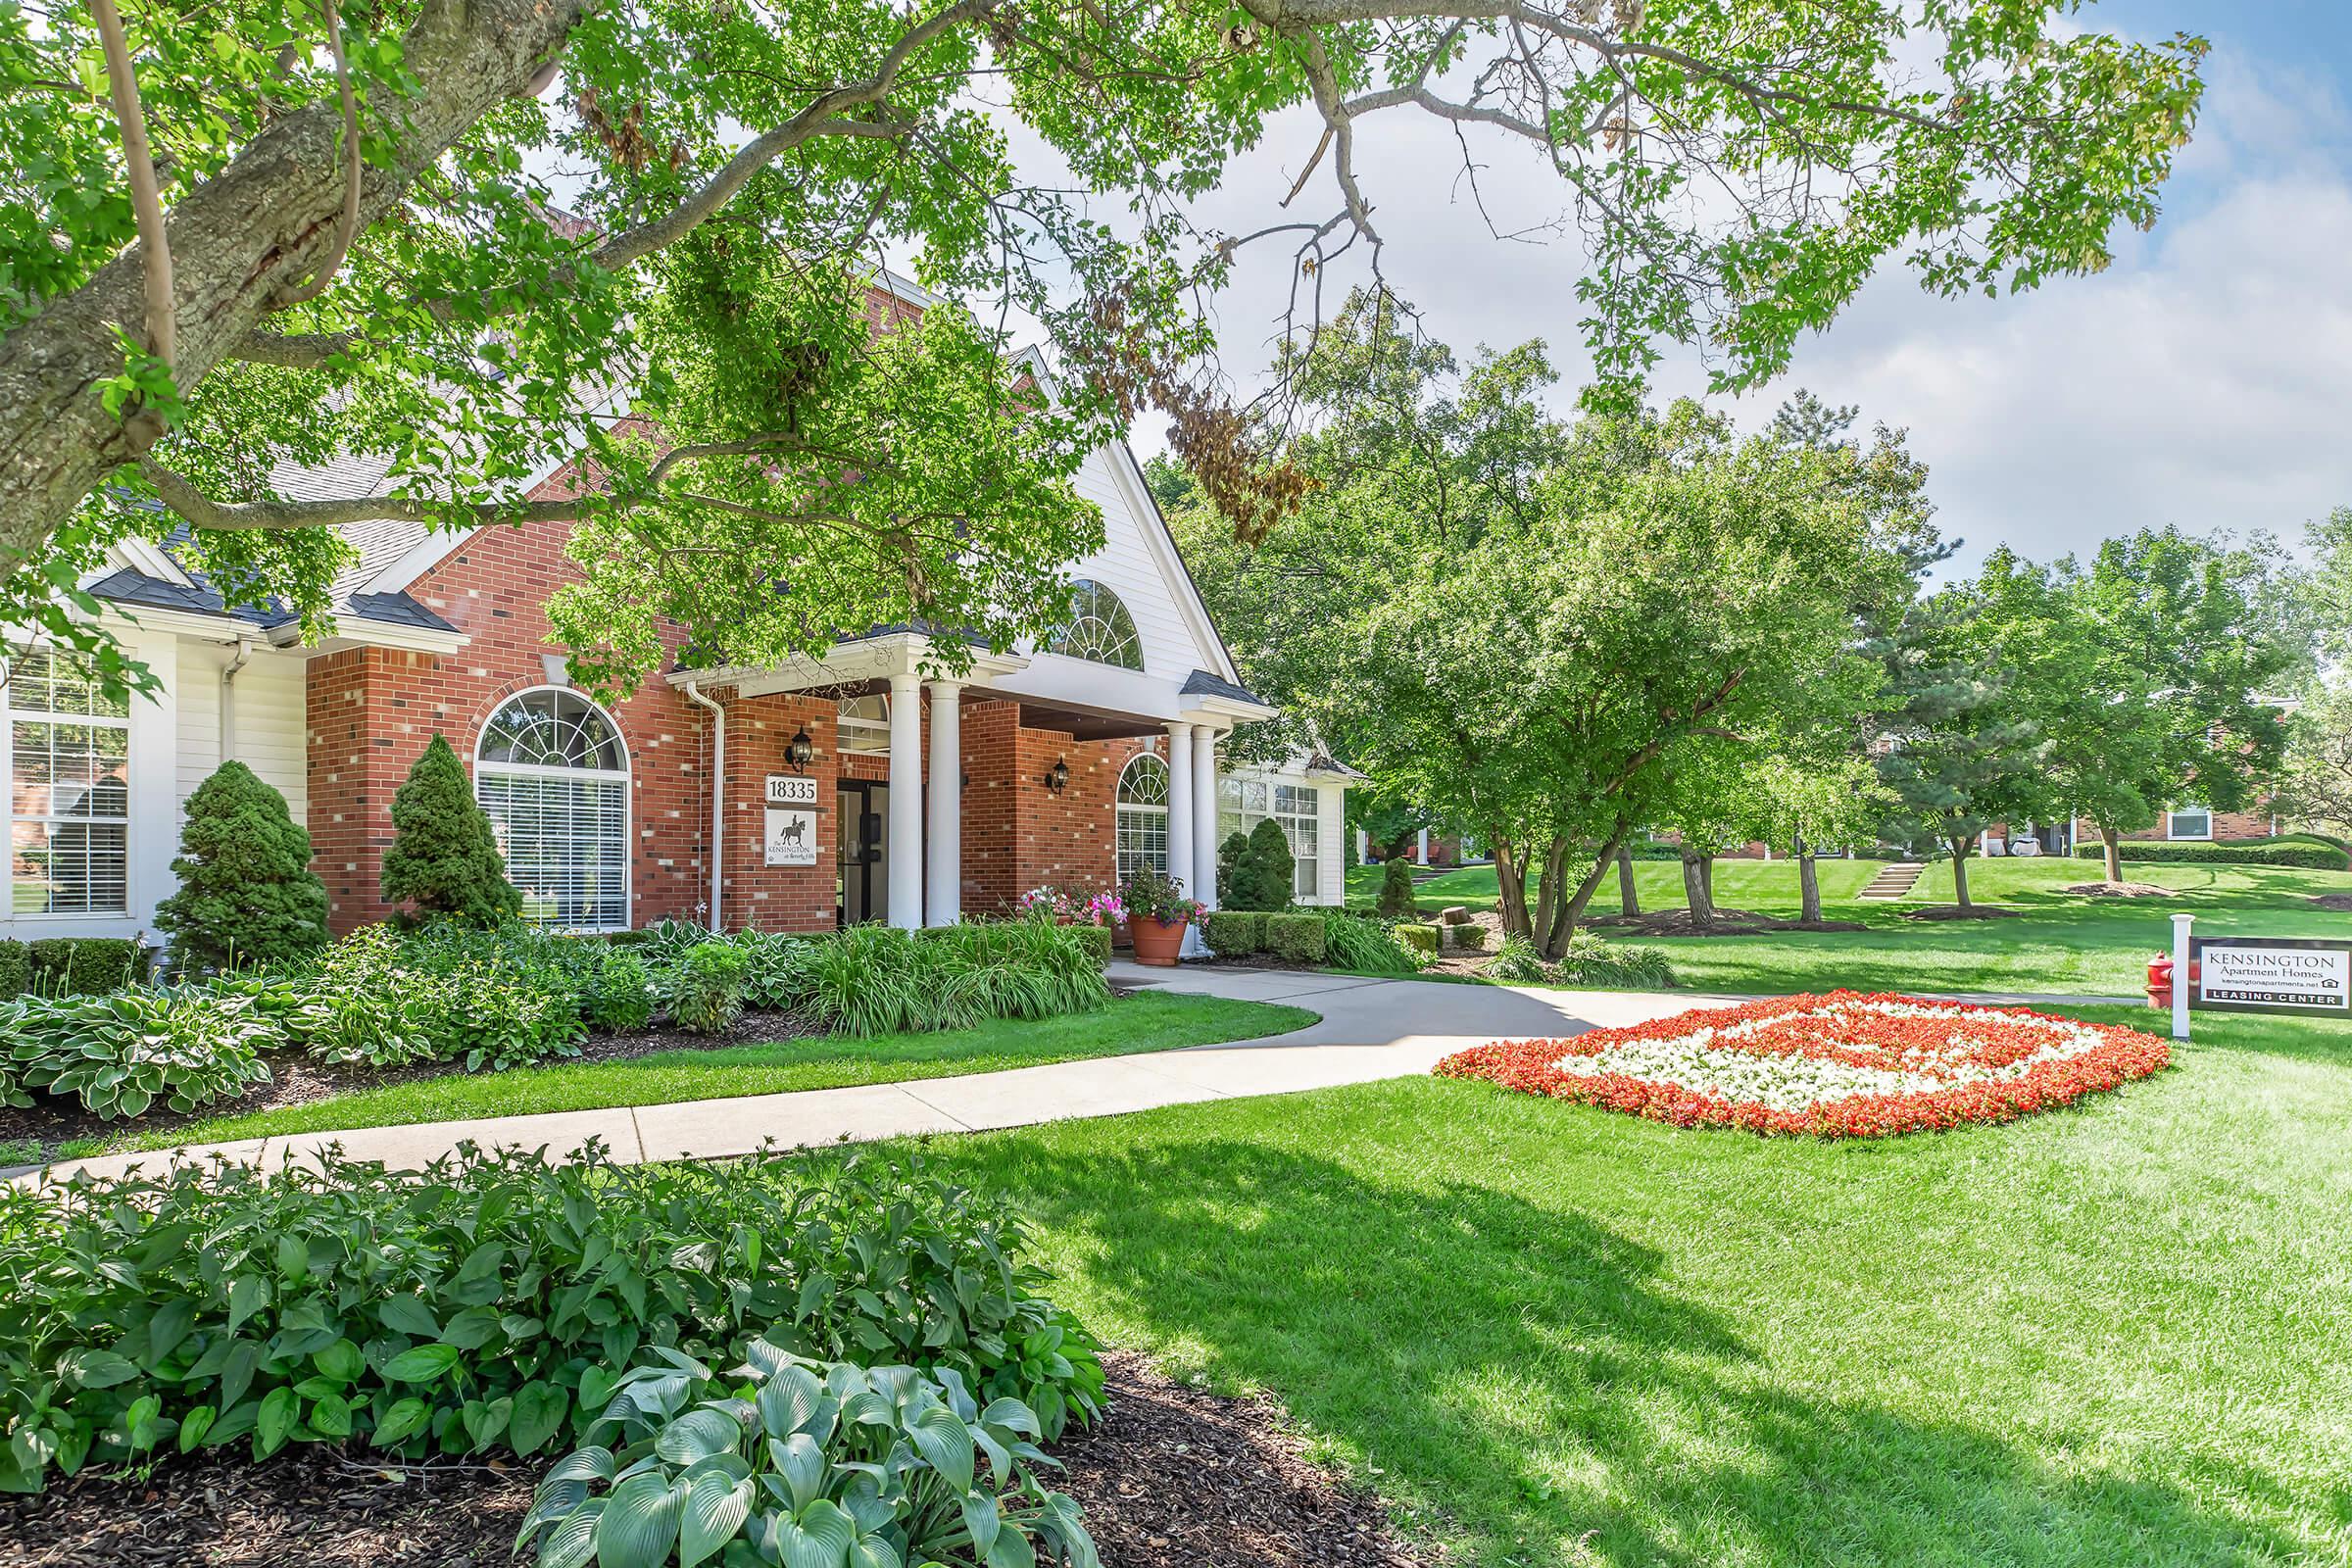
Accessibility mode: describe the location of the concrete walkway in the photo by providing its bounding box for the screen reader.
[22,965,1741,1186]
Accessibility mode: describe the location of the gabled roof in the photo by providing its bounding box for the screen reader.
[84,564,455,636]
[1181,668,1266,706]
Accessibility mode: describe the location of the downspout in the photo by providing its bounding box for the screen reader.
[218,638,254,764]
[682,680,725,932]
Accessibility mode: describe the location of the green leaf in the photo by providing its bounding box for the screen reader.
[311,1393,355,1438]
[509,1381,571,1457]
[378,1296,440,1339]
[177,1405,216,1453]
[592,1473,684,1568]
[983,1523,1036,1568]
[757,1364,830,1441]
[959,1491,1001,1559]
[678,1472,755,1568]
[905,1404,974,1494]
[773,1497,856,1568]
[382,1344,463,1384]
[255,1386,298,1458]
[65,1348,140,1390]
[768,1432,825,1510]
[536,1498,605,1568]
[371,1397,432,1448]
[654,1406,740,1466]
[313,1338,366,1384]
[226,1274,270,1333]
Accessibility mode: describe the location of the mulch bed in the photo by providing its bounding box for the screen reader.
[1901,904,2022,921]
[2057,880,2177,899]
[1585,909,1868,937]
[2312,893,2352,911]
[0,1011,818,1167]
[0,1352,1435,1568]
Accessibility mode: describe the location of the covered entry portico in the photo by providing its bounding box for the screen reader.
[667,631,1274,932]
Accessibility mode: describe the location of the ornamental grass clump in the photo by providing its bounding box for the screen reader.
[1320,911,1416,973]
[0,1145,1102,1496]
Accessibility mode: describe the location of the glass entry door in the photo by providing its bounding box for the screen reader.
[837,780,889,925]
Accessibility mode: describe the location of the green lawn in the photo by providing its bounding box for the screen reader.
[925,1005,2352,1568]
[97,991,1311,1155]
[1350,857,2352,997]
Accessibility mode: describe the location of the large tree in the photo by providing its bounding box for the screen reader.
[3,2,2205,690]
[2278,679,2352,842]
[1981,528,2304,881]
[1176,297,1896,955]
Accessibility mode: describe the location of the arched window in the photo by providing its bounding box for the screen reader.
[837,693,890,756]
[1049,579,1144,670]
[475,688,630,929]
[1115,751,1169,884]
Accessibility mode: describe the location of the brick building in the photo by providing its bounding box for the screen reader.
[6,296,1353,944]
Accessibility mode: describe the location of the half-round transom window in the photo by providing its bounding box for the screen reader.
[475,688,629,930]
[1049,579,1144,671]
[1115,752,1169,882]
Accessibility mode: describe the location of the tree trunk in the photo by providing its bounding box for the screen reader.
[1617,843,1640,917]
[2098,822,2123,882]
[1494,836,1532,940]
[1680,850,1717,932]
[0,0,589,556]
[1538,821,1634,959]
[1529,834,1568,950]
[1798,849,1821,925]
[1948,837,1973,910]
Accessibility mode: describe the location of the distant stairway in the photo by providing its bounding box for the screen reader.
[1856,861,1926,901]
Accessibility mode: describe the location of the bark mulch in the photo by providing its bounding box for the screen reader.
[0,1012,819,1167]
[1584,909,1867,937]
[1900,905,2022,921]
[2311,893,2352,911]
[0,1352,1437,1568]
[2057,880,2177,899]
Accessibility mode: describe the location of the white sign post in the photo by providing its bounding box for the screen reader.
[2170,912,2192,1042]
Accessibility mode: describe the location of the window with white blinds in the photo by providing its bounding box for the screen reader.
[7,650,130,915]
[1115,752,1169,883]
[475,689,630,930]
[1216,776,1321,901]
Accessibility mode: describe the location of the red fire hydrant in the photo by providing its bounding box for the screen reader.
[2146,954,2199,1010]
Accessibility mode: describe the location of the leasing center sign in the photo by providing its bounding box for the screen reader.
[2191,937,2352,1016]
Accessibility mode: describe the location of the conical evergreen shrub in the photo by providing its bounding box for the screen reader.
[1375,856,1418,918]
[153,760,330,970]
[1224,817,1297,911]
[381,734,522,923]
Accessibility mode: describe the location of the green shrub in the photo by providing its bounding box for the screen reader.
[2070,839,2349,870]
[7,987,274,1119]
[1486,932,1546,983]
[1203,908,1262,955]
[1448,922,1490,953]
[285,923,587,1072]
[1263,911,1328,965]
[1222,818,1297,912]
[1319,910,1415,974]
[672,941,749,1034]
[0,1145,1102,1495]
[730,928,808,1011]
[1375,858,1418,918]
[952,918,1111,1020]
[153,760,329,971]
[26,937,150,997]
[585,948,656,1031]
[795,922,1107,1039]
[380,734,522,923]
[520,1347,1099,1568]
[1214,830,1254,905]
[290,924,437,1067]
[1067,922,1113,965]
[1554,930,1676,989]
[0,940,25,1000]
[1394,921,1440,956]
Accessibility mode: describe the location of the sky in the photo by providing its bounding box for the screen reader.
[1107,2,2352,574]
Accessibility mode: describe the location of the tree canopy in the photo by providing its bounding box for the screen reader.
[3,0,2207,689]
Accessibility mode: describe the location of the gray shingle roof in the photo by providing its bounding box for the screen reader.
[1180,668,1267,706]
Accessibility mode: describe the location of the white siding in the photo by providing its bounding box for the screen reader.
[1316,780,1345,906]
[171,641,308,820]
[1059,446,1218,681]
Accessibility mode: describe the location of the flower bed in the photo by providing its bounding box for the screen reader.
[1435,992,2171,1138]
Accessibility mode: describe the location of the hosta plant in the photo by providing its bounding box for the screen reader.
[0,1144,1098,1495]
[671,942,750,1035]
[516,1344,1099,1568]
[7,987,273,1118]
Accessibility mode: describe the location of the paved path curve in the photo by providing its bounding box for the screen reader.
[23,966,1740,1185]
[17,968,2142,1185]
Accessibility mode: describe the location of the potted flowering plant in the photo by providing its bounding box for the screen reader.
[1117,867,1201,966]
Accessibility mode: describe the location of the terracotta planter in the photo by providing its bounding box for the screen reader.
[1128,914,1190,967]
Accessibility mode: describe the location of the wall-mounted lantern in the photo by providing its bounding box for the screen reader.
[1042,757,1069,794]
[785,725,815,773]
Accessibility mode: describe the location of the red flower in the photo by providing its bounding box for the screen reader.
[1435,992,2171,1140]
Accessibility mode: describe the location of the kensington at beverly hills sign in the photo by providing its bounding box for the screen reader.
[2190,937,2352,1016]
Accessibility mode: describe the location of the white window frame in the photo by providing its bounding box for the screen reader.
[2166,807,2213,842]
[1115,751,1169,883]
[838,693,891,757]
[474,686,632,932]
[1217,773,1324,904]
[5,648,132,919]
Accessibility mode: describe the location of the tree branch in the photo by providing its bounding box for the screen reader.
[92,0,173,368]
[273,0,365,310]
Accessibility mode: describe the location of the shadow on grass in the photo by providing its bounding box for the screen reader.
[986,1137,2300,1567]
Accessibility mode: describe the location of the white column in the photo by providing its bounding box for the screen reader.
[1164,723,1195,895]
[1356,827,1368,862]
[1191,724,1219,910]
[924,680,961,926]
[1416,826,1431,864]
[887,672,922,929]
